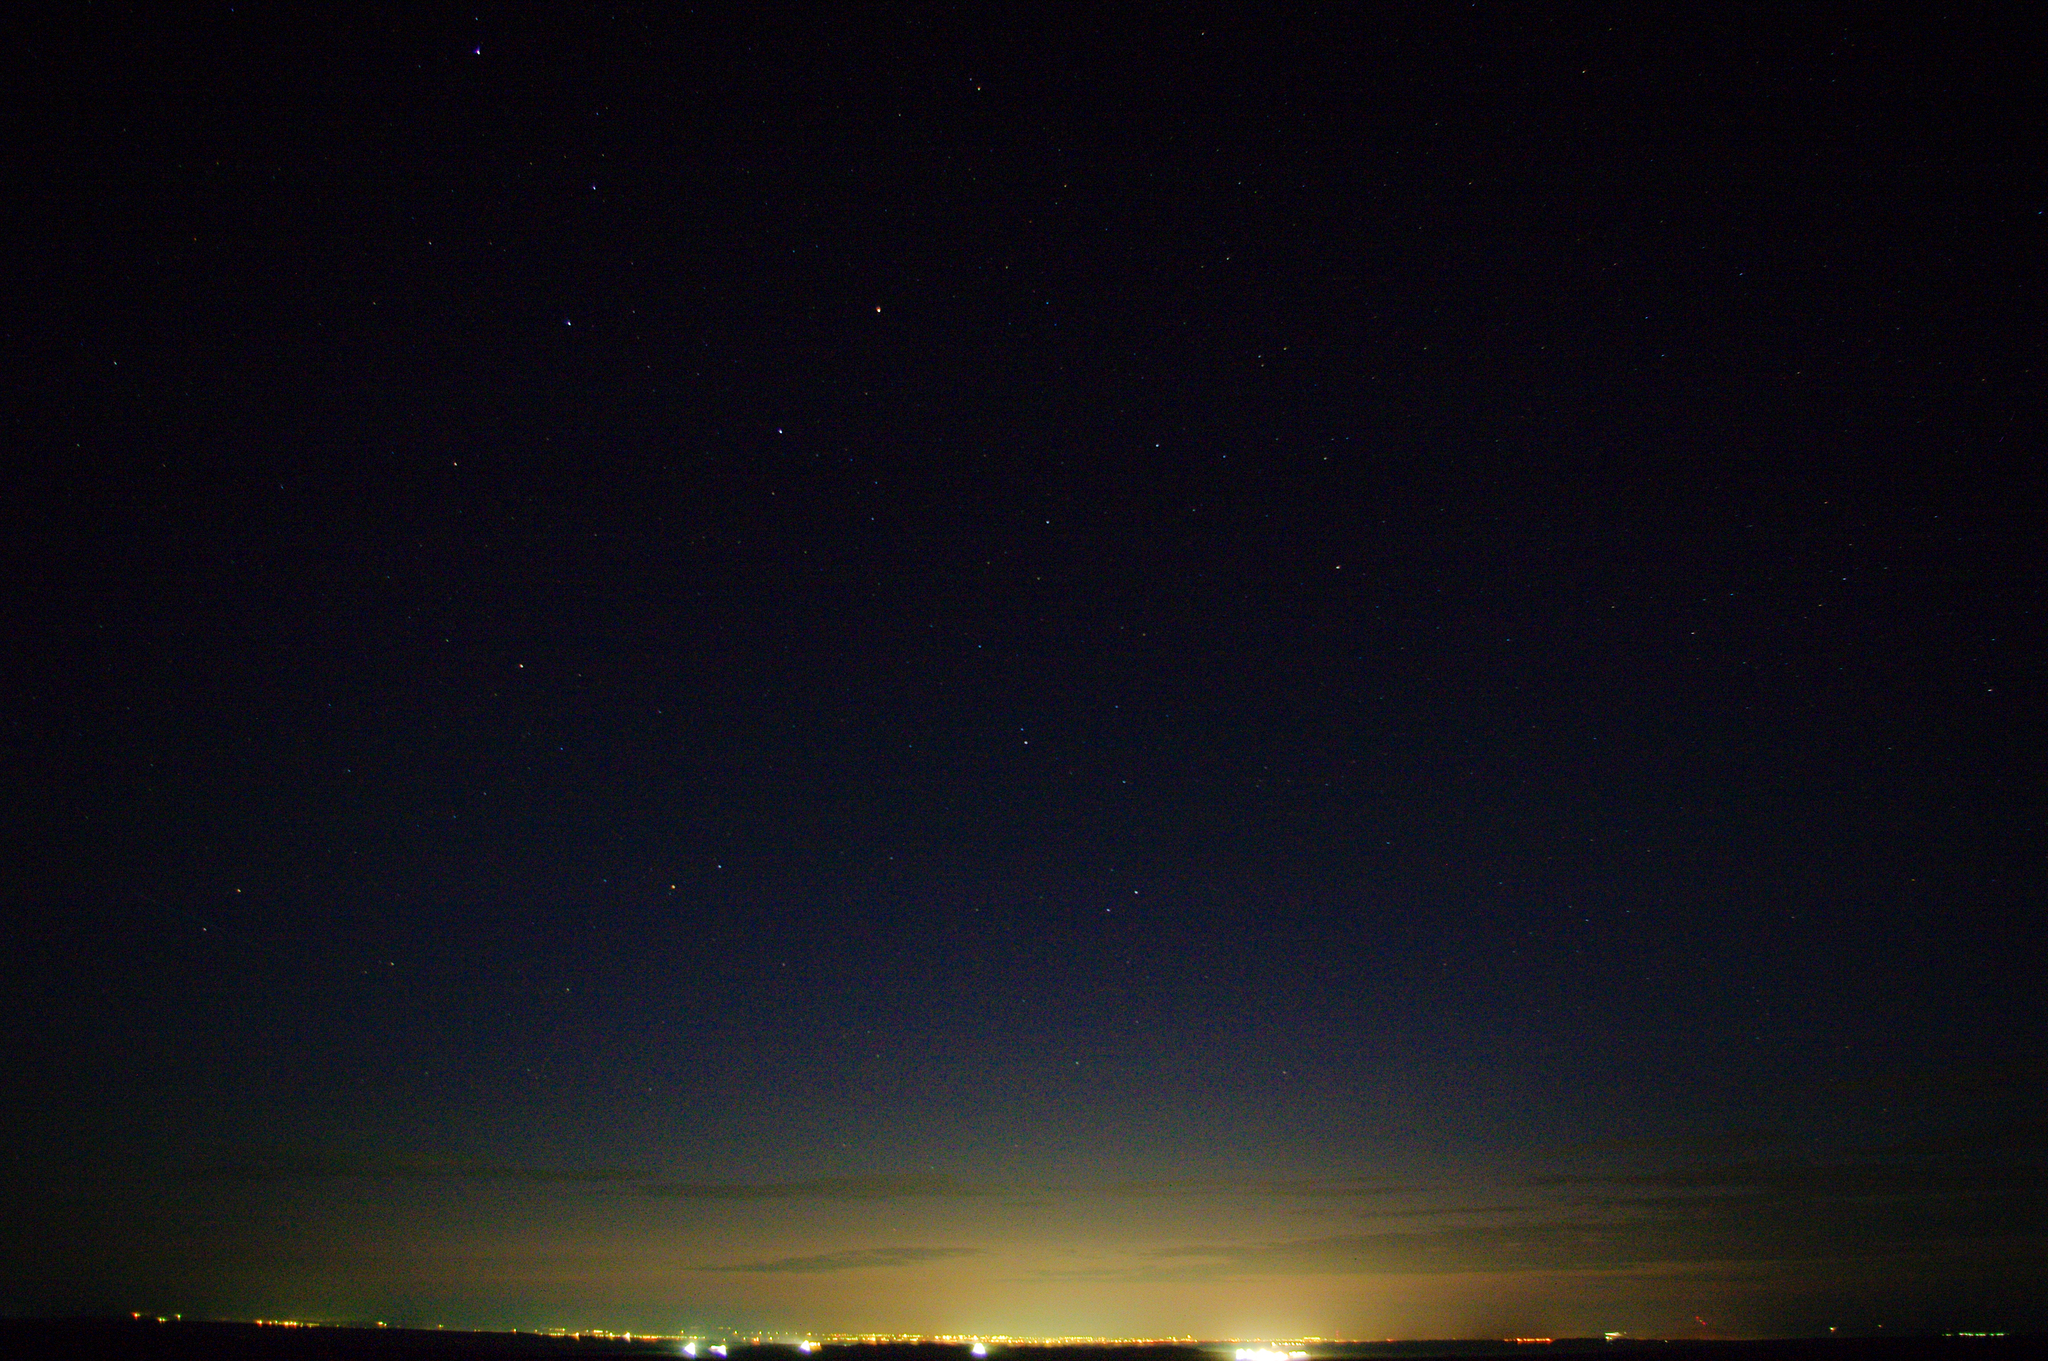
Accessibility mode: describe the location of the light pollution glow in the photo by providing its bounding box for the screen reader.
[46,1149,2008,1342]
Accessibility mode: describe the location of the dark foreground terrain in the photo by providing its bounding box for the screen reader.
[0,1325,2038,1361]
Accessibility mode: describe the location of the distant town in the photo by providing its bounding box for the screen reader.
[109,1317,2015,1346]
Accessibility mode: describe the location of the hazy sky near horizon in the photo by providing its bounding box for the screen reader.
[16,1118,2043,1337]
[6,5,2043,1340]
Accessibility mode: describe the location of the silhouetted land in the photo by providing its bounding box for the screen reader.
[0,1323,2038,1361]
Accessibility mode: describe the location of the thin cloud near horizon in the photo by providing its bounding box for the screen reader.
[698,1246,984,1274]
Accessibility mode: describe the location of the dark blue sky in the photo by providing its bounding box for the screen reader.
[4,3,2043,1340]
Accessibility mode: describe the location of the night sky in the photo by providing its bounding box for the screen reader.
[5,4,2044,1343]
